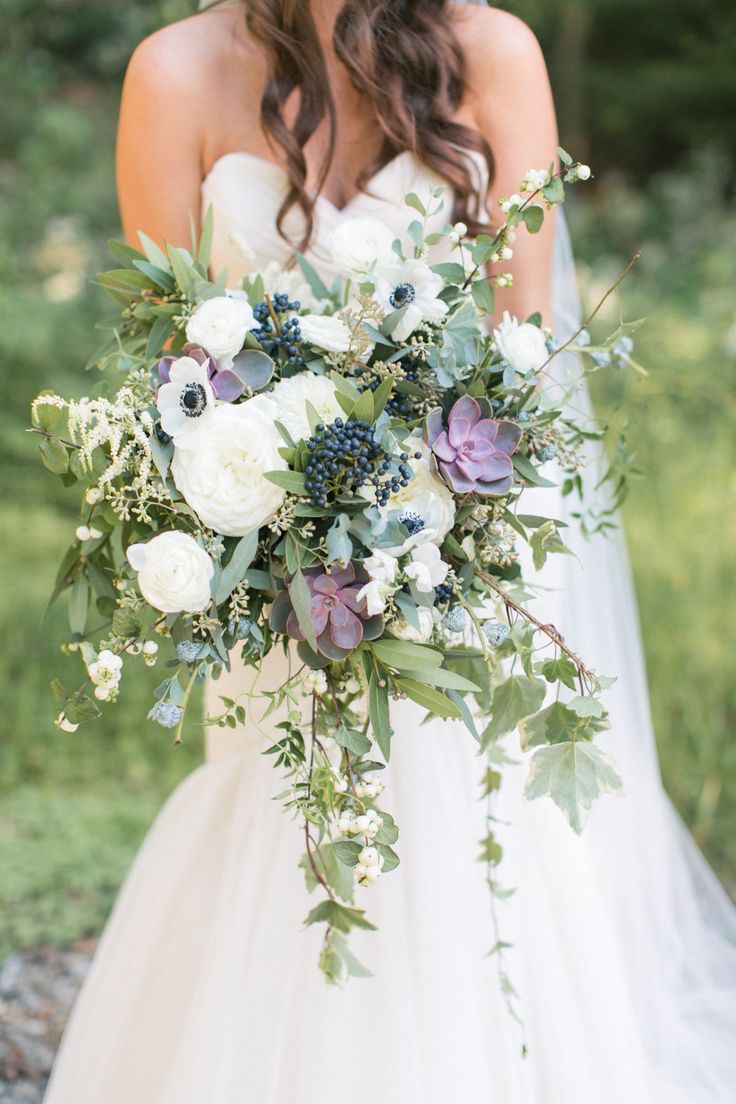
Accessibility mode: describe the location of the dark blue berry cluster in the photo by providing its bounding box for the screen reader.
[252,294,304,367]
[304,418,414,508]
[434,582,454,606]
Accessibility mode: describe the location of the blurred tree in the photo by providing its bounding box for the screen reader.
[498,0,736,183]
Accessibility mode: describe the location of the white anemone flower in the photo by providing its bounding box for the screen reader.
[156,357,215,445]
[375,259,448,342]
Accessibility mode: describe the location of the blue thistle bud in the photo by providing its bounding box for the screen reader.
[442,606,466,633]
[176,641,204,664]
[148,701,183,729]
[482,621,509,648]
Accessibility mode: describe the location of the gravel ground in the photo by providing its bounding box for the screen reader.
[0,944,94,1104]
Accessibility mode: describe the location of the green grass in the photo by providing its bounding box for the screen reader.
[0,89,733,952]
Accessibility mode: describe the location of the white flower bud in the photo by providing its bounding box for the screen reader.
[85,488,102,505]
[75,525,91,542]
[359,846,379,866]
[88,527,103,540]
[56,714,79,733]
[142,641,159,656]
[577,164,591,181]
[365,865,382,884]
[501,247,514,261]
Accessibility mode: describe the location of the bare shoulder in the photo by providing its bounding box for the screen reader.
[124,6,261,100]
[451,5,546,91]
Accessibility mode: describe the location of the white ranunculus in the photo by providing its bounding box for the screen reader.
[268,372,344,442]
[156,356,216,445]
[363,549,399,585]
[185,295,257,364]
[375,258,448,342]
[329,217,395,278]
[356,549,399,615]
[404,543,449,593]
[391,607,435,643]
[127,532,214,614]
[377,438,455,554]
[493,311,549,377]
[299,313,352,354]
[171,399,286,536]
[357,578,389,617]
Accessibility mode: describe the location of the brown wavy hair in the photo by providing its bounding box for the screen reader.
[241,0,493,249]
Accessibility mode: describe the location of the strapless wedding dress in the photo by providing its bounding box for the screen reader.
[44,150,736,1104]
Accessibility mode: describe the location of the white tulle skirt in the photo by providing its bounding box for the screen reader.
[44,211,736,1100]
[43,466,736,1103]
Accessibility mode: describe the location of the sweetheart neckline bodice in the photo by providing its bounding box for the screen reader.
[201,146,489,288]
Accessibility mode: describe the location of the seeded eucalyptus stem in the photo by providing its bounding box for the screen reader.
[538,250,642,375]
[305,691,333,896]
[264,292,282,336]
[479,571,595,692]
[173,666,198,746]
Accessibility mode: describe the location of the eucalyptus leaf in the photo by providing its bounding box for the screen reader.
[290,568,317,652]
[215,530,258,605]
[368,671,392,762]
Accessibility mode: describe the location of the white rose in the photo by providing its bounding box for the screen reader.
[185,295,257,363]
[127,532,214,614]
[493,312,549,376]
[391,607,435,643]
[299,314,352,354]
[268,372,344,442]
[171,399,286,536]
[328,217,395,277]
[404,543,449,593]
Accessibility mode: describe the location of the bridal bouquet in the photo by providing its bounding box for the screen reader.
[32,150,638,982]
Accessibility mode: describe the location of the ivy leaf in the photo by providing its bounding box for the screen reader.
[304,900,377,934]
[530,519,572,570]
[540,656,579,691]
[518,701,579,750]
[481,675,546,747]
[524,741,623,833]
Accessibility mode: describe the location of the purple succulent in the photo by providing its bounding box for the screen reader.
[270,563,383,664]
[425,395,522,495]
[155,343,247,403]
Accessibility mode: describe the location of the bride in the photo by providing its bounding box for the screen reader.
[44,2,736,1102]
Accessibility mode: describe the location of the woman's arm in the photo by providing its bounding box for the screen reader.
[460,8,560,325]
[116,20,220,249]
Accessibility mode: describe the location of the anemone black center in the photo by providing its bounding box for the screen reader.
[398,510,425,536]
[180,382,207,417]
[389,282,417,309]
